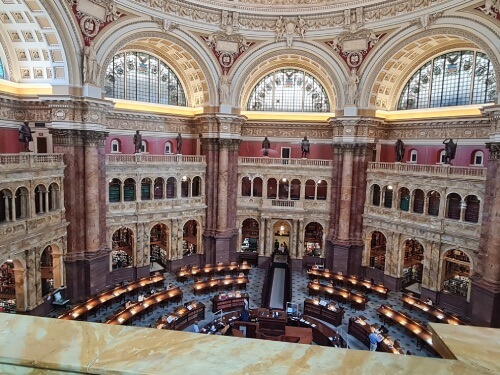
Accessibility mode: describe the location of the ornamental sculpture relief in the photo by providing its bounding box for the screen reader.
[409,11,443,29]
[326,28,381,68]
[479,0,500,17]
[275,16,307,47]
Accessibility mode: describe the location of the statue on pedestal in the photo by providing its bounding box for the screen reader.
[133,130,142,153]
[301,136,310,158]
[395,139,405,162]
[443,139,457,164]
[18,121,34,152]
[176,133,183,154]
[262,137,270,156]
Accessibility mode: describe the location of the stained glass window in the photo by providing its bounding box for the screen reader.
[104,51,186,106]
[398,51,496,110]
[0,58,4,79]
[246,69,330,112]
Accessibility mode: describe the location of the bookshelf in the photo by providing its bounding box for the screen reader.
[0,262,15,300]
[212,292,249,313]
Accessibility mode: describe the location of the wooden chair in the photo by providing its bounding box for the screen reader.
[232,329,245,338]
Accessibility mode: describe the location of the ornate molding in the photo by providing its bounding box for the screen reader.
[274,16,308,48]
[49,129,107,146]
[476,1,500,20]
[202,32,254,75]
[243,122,332,139]
[326,29,383,69]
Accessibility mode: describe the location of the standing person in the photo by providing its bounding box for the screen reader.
[176,133,183,154]
[133,130,142,153]
[368,331,382,351]
[301,136,310,158]
[18,121,34,152]
[345,68,359,106]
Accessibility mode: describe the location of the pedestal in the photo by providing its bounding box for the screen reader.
[470,280,500,327]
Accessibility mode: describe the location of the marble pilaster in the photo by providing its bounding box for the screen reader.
[471,141,500,327]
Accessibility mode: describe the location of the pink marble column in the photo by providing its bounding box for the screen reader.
[84,138,101,252]
[338,146,354,241]
[217,140,229,232]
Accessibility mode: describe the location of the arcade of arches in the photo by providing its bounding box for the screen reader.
[0,0,500,331]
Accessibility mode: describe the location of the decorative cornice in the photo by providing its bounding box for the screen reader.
[49,129,108,147]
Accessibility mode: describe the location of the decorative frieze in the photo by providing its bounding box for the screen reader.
[50,129,107,146]
[486,143,500,160]
[326,30,384,69]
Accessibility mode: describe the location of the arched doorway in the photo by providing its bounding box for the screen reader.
[304,222,323,257]
[241,218,259,252]
[273,220,291,254]
[442,250,471,300]
[402,239,424,289]
[111,228,134,269]
[150,223,169,268]
[183,220,198,257]
[40,246,54,297]
[369,231,387,271]
[0,260,16,312]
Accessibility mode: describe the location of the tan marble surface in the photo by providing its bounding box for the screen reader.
[0,314,496,374]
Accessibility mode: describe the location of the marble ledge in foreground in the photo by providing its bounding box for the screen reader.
[0,314,497,374]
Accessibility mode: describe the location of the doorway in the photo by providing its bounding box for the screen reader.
[37,137,47,153]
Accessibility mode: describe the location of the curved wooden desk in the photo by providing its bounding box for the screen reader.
[177,263,252,281]
[401,294,465,325]
[348,316,405,354]
[105,287,183,325]
[58,275,165,320]
[307,282,367,310]
[289,315,346,348]
[157,301,205,331]
[193,276,249,295]
[307,269,388,299]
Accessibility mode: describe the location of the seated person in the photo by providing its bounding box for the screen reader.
[426,298,433,306]
[167,283,175,289]
[193,320,200,333]
[125,300,133,308]
[138,294,145,302]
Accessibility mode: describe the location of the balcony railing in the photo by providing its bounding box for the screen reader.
[239,157,332,167]
[0,154,64,170]
[368,162,486,179]
[106,154,205,164]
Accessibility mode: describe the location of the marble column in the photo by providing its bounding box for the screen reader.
[471,142,500,327]
[338,146,354,241]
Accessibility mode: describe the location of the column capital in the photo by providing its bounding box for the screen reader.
[328,116,384,144]
[486,142,500,161]
[195,113,246,139]
[333,142,374,156]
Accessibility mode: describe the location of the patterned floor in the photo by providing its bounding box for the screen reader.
[50,265,436,357]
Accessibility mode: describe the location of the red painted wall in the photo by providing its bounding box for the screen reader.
[239,140,333,159]
[105,135,196,155]
[0,128,24,153]
[380,143,489,166]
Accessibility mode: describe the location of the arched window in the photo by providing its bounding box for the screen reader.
[471,150,484,166]
[409,150,418,163]
[439,150,446,164]
[242,177,251,197]
[40,246,54,296]
[164,142,172,154]
[305,180,316,200]
[464,195,480,223]
[154,178,164,199]
[372,184,381,206]
[427,190,440,216]
[398,50,496,110]
[109,179,121,202]
[192,176,201,197]
[442,250,471,299]
[413,189,425,214]
[123,178,136,201]
[278,178,289,200]
[181,176,190,198]
[15,187,29,219]
[290,179,301,200]
[267,178,277,199]
[0,189,13,222]
[317,180,327,200]
[369,231,386,271]
[111,139,121,153]
[141,178,152,200]
[104,51,187,106]
[253,177,263,197]
[166,177,176,198]
[141,140,147,153]
[446,193,462,220]
[399,187,410,211]
[246,69,330,112]
[0,58,4,79]
[383,186,393,208]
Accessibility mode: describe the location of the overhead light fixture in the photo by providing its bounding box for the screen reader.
[387,185,393,190]
[280,225,285,231]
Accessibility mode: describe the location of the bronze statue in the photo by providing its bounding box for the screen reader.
[301,136,310,158]
[18,121,34,152]
[443,139,457,164]
[262,136,270,156]
[395,139,405,162]
[133,130,142,153]
[176,133,183,154]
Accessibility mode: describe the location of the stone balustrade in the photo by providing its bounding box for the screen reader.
[0,153,64,172]
[368,162,486,179]
[106,154,205,164]
[239,157,332,168]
